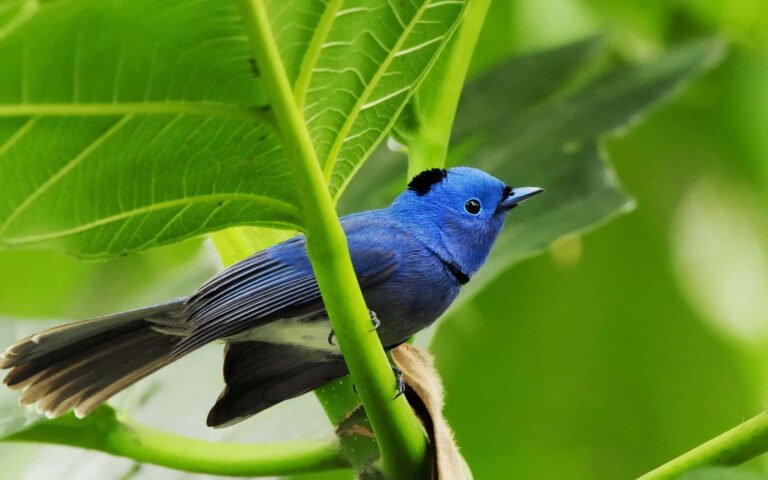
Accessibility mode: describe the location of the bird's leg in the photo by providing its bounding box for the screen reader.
[328,310,380,345]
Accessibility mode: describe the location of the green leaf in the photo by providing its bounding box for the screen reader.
[0,0,465,257]
[291,0,466,198]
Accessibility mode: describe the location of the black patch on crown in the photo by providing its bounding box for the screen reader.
[407,168,447,196]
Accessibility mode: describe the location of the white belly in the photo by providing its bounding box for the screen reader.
[228,317,341,354]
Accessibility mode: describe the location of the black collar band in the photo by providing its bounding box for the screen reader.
[441,259,470,285]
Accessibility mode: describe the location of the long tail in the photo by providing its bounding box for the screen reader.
[0,300,188,419]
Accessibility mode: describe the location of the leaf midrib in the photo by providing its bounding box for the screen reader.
[0,193,300,247]
[0,102,272,123]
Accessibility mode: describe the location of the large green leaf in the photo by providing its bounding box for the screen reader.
[342,38,725,301]
[0,0,464,257]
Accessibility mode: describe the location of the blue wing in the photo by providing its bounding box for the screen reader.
[173,212,401,356]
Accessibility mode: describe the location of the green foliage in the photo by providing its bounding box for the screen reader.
[0,0,463,257]
[0,0,759,479]
[344,38,724,299]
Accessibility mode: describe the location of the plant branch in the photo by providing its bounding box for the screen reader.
[4,411,346,477]
[236,1,429,478]
[404,0,491,178]
[639,412,768,479]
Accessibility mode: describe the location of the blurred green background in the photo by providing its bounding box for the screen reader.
[2,1,768,479]
[433,1,768,479]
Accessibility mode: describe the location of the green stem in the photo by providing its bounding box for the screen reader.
[405,0,492,178]
[639,412,768,479]
[5,413,346,477]
[236,1,428,478]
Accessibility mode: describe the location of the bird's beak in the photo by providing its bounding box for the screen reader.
[499,186,544,210]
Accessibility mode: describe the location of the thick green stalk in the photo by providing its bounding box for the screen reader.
[236,1,428,478]
[5,413,346,477]
[405,0,492,178]
[639,412,768,479]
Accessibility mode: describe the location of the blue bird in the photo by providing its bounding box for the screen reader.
[0,167,542,427]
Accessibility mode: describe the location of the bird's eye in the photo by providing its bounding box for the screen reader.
[464,199,481,215]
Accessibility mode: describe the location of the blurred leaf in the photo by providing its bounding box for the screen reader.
[466,0,519,75]
[456,38,725,299]
[432,214,758,479]
[672,179,768,343]
[0,237,216,319]
[429,36,755,480]
[0,0,464,257]
[210,226,294,268]
[344,38,725,303]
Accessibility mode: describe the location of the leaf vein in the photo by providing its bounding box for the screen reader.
[0,115,133,235]
[0,102,272,124]
[1,193,300,246]
[320,0,438,180]
[0,116,38,157]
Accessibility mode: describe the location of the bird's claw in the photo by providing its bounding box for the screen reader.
[369,310,380,332]
[393,368,405,399]
[351,368,404,399]
[328,310,379,344]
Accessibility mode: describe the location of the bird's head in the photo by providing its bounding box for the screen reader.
[391,167,543,279]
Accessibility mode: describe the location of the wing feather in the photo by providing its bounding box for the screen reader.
[173,225,401,358]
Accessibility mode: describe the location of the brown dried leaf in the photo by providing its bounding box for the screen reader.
[392,344,472,479]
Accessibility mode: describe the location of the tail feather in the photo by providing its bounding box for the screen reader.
[3,301,353,425]
[1,300,187,419]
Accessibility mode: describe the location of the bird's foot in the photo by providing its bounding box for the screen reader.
[351,368,405,399]
[327,310,380,345]
[393,367,405,399]
[368,310,380,332]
